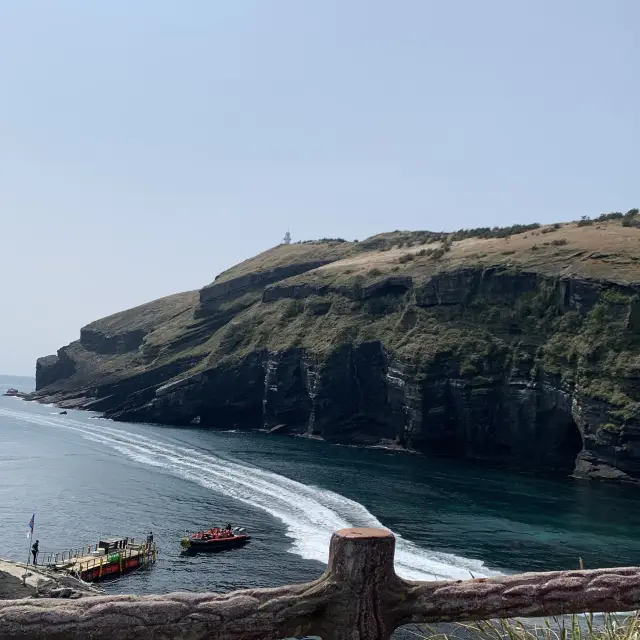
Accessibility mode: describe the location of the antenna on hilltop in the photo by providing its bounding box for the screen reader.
[283,230,291,245]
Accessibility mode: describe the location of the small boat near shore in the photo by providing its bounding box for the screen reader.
[180,526,250,552]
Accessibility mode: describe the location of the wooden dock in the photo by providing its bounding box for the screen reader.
[42,537,157,582]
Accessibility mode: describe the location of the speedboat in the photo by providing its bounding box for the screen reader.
[180,526,250,551]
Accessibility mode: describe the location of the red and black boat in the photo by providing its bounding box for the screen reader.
[180,526,250,552]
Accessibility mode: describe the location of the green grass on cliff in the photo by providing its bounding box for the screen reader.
[84,291,199,334]
[414,614,640,640]
[540,290,640,422]
[209,240,355,285]
[202,289,508,374]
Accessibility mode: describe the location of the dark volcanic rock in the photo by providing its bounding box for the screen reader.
[0,571,36,600]
[99,341,630,481]
[80,327,146,354]
[36,349,75,390]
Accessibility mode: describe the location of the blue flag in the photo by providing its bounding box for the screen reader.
[27,514,34,539]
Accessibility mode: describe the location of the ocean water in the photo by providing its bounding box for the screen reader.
[2,374,640,634]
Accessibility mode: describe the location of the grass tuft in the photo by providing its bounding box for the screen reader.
[412,613,640,640]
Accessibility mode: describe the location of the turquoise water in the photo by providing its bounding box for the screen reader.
[1,374,640,619]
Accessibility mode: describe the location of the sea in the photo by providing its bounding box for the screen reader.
[2,373,640,636]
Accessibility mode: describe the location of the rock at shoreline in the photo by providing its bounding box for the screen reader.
[0,559,102,600]
[0,570,36,600]
[29,216,640,485]
[2,388,28,399]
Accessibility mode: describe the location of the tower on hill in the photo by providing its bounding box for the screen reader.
[283,230,291,245]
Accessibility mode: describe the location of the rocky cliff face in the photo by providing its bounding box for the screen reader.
[32,220,640,485]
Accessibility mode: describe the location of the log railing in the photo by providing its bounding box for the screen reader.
[1,527,640,639]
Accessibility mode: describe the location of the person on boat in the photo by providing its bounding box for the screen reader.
[147,531,154,544]
[31,540,39,566]
[226,523,232,531]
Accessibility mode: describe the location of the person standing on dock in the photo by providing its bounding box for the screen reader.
[31,540,39,566]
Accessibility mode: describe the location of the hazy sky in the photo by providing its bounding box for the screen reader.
[1,1,638,375]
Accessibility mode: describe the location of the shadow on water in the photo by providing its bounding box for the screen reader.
[179,542,251,557]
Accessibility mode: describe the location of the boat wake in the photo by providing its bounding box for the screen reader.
[0,407,501,581]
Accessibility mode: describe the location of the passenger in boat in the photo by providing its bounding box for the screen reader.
[31,540,39,566]
[147,531,154,544]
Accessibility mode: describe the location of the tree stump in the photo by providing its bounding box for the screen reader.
[321,527,398,639]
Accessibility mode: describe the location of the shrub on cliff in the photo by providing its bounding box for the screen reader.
[598,211,624,221]
[356,221,542,253]
[297,237,348,244]
[450,222,540,241]
[622,209,640,228]
[398,252,415,264]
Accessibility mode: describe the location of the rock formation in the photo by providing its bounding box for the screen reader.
[31,215,640,484]
[0,558,102,601]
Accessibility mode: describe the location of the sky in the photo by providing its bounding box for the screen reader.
[1,0,638,375]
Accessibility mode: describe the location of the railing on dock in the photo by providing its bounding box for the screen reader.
[39,538,156,577]
[3,527,640,640]
[40,538,133,567]
[39,547,89,566]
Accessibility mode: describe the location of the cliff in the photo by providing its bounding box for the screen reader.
[32,213,640,484]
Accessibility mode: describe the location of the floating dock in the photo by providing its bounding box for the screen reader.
[42,536,156,582]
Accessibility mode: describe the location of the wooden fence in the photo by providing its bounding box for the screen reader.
[2,527,640,639]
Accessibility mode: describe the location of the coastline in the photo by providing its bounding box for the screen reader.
[10,387,429,458]
[0,391,607,481]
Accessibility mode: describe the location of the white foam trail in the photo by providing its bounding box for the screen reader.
[0,407,501,581]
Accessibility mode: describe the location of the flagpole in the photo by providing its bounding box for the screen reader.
[23,514,34,584]
[23,542,30,584]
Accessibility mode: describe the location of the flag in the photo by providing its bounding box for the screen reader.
[26,514,34,539]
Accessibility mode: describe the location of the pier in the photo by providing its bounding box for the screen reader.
[40,537,156,582]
